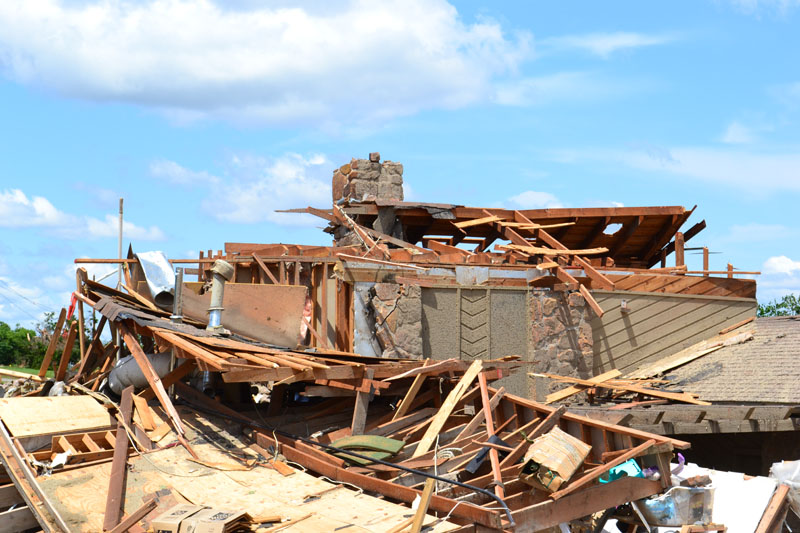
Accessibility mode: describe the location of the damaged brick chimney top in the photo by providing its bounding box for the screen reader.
[332,152,404,204]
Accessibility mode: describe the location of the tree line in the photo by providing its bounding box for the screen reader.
[0,312,87,369]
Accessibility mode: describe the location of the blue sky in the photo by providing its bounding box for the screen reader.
[1,0,799,328]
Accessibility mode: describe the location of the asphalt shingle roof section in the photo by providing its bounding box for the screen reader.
[664,316,800,404]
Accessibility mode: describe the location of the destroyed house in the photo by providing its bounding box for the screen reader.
[2,153,796,533]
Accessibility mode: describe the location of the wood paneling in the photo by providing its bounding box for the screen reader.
[591,291,757,375]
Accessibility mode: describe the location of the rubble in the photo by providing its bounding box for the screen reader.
[0,153,792,532]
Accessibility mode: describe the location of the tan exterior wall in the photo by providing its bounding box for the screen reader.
[590,290,757,375]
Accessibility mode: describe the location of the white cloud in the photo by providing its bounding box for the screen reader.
[0,0,530,125]
[84,214,166,240]
[720,223,796,243]
[150,159,219,185]
[542,32,675,59]
[759,255,800,302]
[763,255,800,275]
[549,145,800,194]
[727,0,800,15]
[507,190,563,209]
[720,121,756,144]
[0,188,165,240]
[156,153,332,225]
[770,81,800,109]
[494,71,626,107]
[0,189,71,227]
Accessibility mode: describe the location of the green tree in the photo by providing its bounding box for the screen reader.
[758,294,800,317]
[0,322,44,366]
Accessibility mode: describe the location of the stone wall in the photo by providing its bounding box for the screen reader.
[369,283,423,359]
[332,152,404,204]
[529,290,593,383]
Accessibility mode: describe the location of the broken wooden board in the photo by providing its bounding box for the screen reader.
[181,282,307,346]
[546,370,622,404]
[0,396,114,438]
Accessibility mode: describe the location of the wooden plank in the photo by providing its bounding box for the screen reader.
[411,478,436,533]
[108,495,157,533]
[719,316,755,335]
[546,370,622,404]
[120,323,186,436]
[0,506,38,533]
[252,253,279,284]
[755,483,790,533]
[391,360,431,421]
[0,368,44,382]
[453,215,502,229]
[412,360,483,458]
[0,396,113,437]
[477,371,504,499]
[351,369,374,435]
[579,284,604,318]
[534,373,709,405]
[132,395,157,431]
[38,308,66,378]
[550,439,656,500]
[455,387,505,441]
[261,433,503,529]
[499,244,609,256]
[0,483,23,508]
[103,386,134,532]
[512,476,663,532]
[54,321,77,382]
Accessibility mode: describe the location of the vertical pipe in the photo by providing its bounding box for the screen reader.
[116,198,123,362]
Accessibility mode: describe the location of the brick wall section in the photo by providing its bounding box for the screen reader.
[530,291,594,384]
[370,283,423,359]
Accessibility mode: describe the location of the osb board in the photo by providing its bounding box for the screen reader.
[181,282,307,346]
[0,396,113,437]
[39,439,456,532]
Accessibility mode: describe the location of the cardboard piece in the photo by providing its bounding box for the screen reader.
[151,504,205,533]
[184,509,251,533]
[519,426,592,492]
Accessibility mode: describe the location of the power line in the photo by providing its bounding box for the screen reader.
[0,279,52,313]
[0,291,41,322]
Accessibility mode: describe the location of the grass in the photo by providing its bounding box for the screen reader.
[0,365,53,380]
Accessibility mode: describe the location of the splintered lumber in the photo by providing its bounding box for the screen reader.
[456,386,506,441]
[104,386,133,531]
[251,253,280,284]
[546,370,622,404]
[499,244,609,256]
[579,284,605,318]
[392,360,431,421]
[411,478,436,533]
[55,321,78,382]
[108,495,157,533]
[756,483,791,533]
[0,369,44,382]
[453,215,503,229]
[550,439,656,500]
[412,360,483,458]
[351,369,374,435]
[39,307,66,378]
[533,372,710,406]
[478,371,504,499]
[138,359,197,401]
[119,323,186,436]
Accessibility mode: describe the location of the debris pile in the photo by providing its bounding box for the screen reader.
[0,153,792,532]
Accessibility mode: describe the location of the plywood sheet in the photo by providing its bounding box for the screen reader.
[181,283,307,346]
[0,396,113,438]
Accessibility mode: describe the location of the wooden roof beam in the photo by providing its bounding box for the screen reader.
[649,219,707,268]
[577,217,611,249]
[608,216,643,257]
[514,211,615,291]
